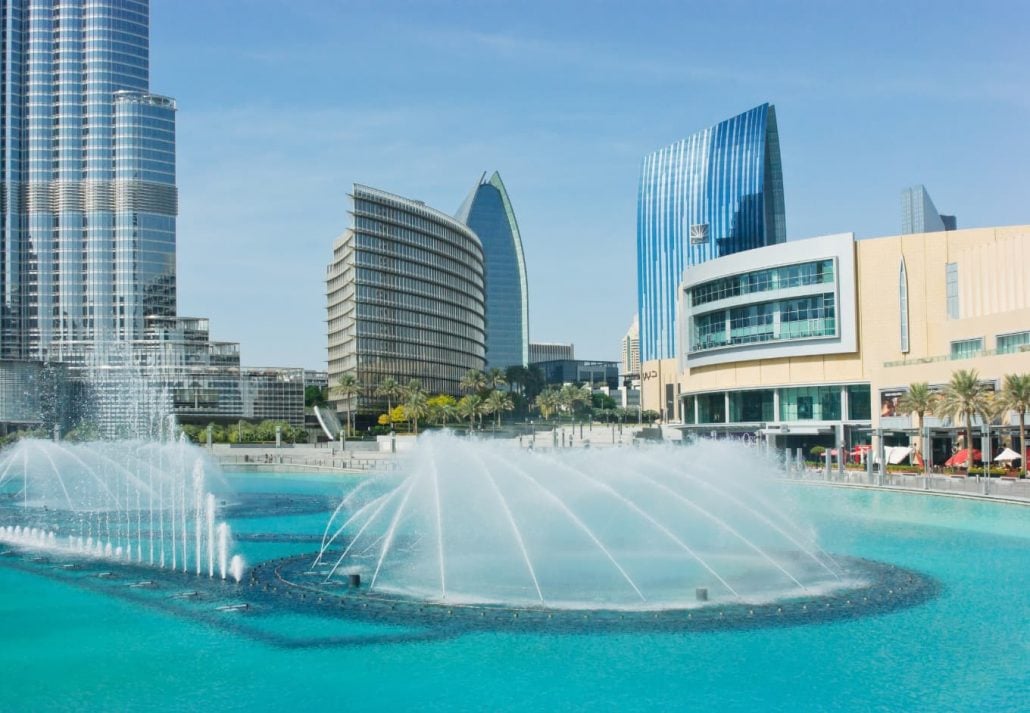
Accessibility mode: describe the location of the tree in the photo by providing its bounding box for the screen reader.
[559,384,590,423]
[375,377,404,415]
[534,388,561,421]
[334,372,360,437]
[378,405,406,428]
[938,369,990,466]
[403,384,429,435]
[505,365,527,397]
[304,384,328,409]
[897,382,938,467]
[485,367,507,392]
[998,373,1030,477]
[427,394,458,426]
[457,394,484,430]
[460,369,488,395]
[484,390,513,429]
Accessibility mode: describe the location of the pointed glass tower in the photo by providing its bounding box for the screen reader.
[456,172,529,370]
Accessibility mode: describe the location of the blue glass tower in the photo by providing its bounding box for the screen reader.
[0,0,177,360]
[637,103,785,362]
[456,171,529,370]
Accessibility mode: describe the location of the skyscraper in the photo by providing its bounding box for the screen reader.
[621,315,640,376]
[327,185,486,416]
[901,185,956,234]
[455,171,529,370]
[0,0,177,360]
[636,103,786,362]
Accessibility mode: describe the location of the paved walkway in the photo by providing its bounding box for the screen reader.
[785,466,1030,505]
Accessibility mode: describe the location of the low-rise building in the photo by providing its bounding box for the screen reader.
[656,225,1030,461]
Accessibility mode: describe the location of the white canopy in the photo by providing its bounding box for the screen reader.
[993,447,1023,463]
[885,445,914,464]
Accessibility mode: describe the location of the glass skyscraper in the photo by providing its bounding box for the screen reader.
[901,185,956,234]
[455,171,529,370]
[0,0,177,361]
[636,103,786,362]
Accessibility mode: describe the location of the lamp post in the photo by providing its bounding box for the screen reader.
[982,424,990,495]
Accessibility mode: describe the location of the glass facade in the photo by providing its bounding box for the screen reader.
[997,331,1030,355]
[779,386,840,422]
[0,1,177,359]
[728,389,774,422]
[899,258,909,353]
[637,103,786,361]
[846,385,871,421]
[686,384,873,426]
[327,185,486,412]
[691,293,836,353]
[950,338,983,360]
[901,185,952,234]
[690,259,833,307]
[945,263,959,319]
[455,172,529,370]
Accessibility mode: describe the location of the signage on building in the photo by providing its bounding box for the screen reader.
[689,223,709,245]
[641,370,659,381]
[880,389,906,418]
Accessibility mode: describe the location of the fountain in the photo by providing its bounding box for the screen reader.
[304,433,854,610]
[0,438,245,582]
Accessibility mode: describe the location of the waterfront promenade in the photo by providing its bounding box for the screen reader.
[209,428,1029,504]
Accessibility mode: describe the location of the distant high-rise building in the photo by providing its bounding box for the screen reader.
[901,185,956,234]
[529,342,574,364]
[327,185,486,416]
[0,0,178,360]
[637,103,786,362]
[621,316,640,376]
[456,172,529,370]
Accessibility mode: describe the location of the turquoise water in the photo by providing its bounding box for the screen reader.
[1,473,1027,712]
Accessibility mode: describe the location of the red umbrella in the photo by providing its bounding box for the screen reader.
[944,448,982,467]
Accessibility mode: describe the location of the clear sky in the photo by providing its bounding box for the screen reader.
[150,0,1029,370]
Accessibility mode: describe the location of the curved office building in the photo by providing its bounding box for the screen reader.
[637,103,786,362]
[327,185,486,413]
[456,171,529,370]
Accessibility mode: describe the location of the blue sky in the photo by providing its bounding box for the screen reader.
[150,0,1029,369]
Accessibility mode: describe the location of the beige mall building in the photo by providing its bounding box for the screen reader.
[640,225,1030,462]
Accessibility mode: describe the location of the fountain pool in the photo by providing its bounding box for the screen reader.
[0,439,1026,711]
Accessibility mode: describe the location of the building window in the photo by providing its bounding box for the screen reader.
[728,389,774,422]
[899,258,909,353]
[779,386,841,421]
[949,338,983,360]
[997,331,1030,355]
[697,392,725,423]
[846,384,871,420]
[945,263,959,319]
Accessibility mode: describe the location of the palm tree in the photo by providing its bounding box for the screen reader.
[484,390,513,429]
[998,373,1030,477]
[534,388,560,421]
[334,372,360,437]
[505,365,527,397]
[938,369,990,467]
[460,369,488,395]
[485,367,508,392]
[375,377,404,417]
[404,390,429,435]
[558,384,590,424]
[897,382,938,470]
[457,394,484,430]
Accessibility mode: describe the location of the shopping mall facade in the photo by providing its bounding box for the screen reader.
[641,225,1030,461]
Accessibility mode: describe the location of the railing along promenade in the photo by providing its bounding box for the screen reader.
[783,459,1030,504]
